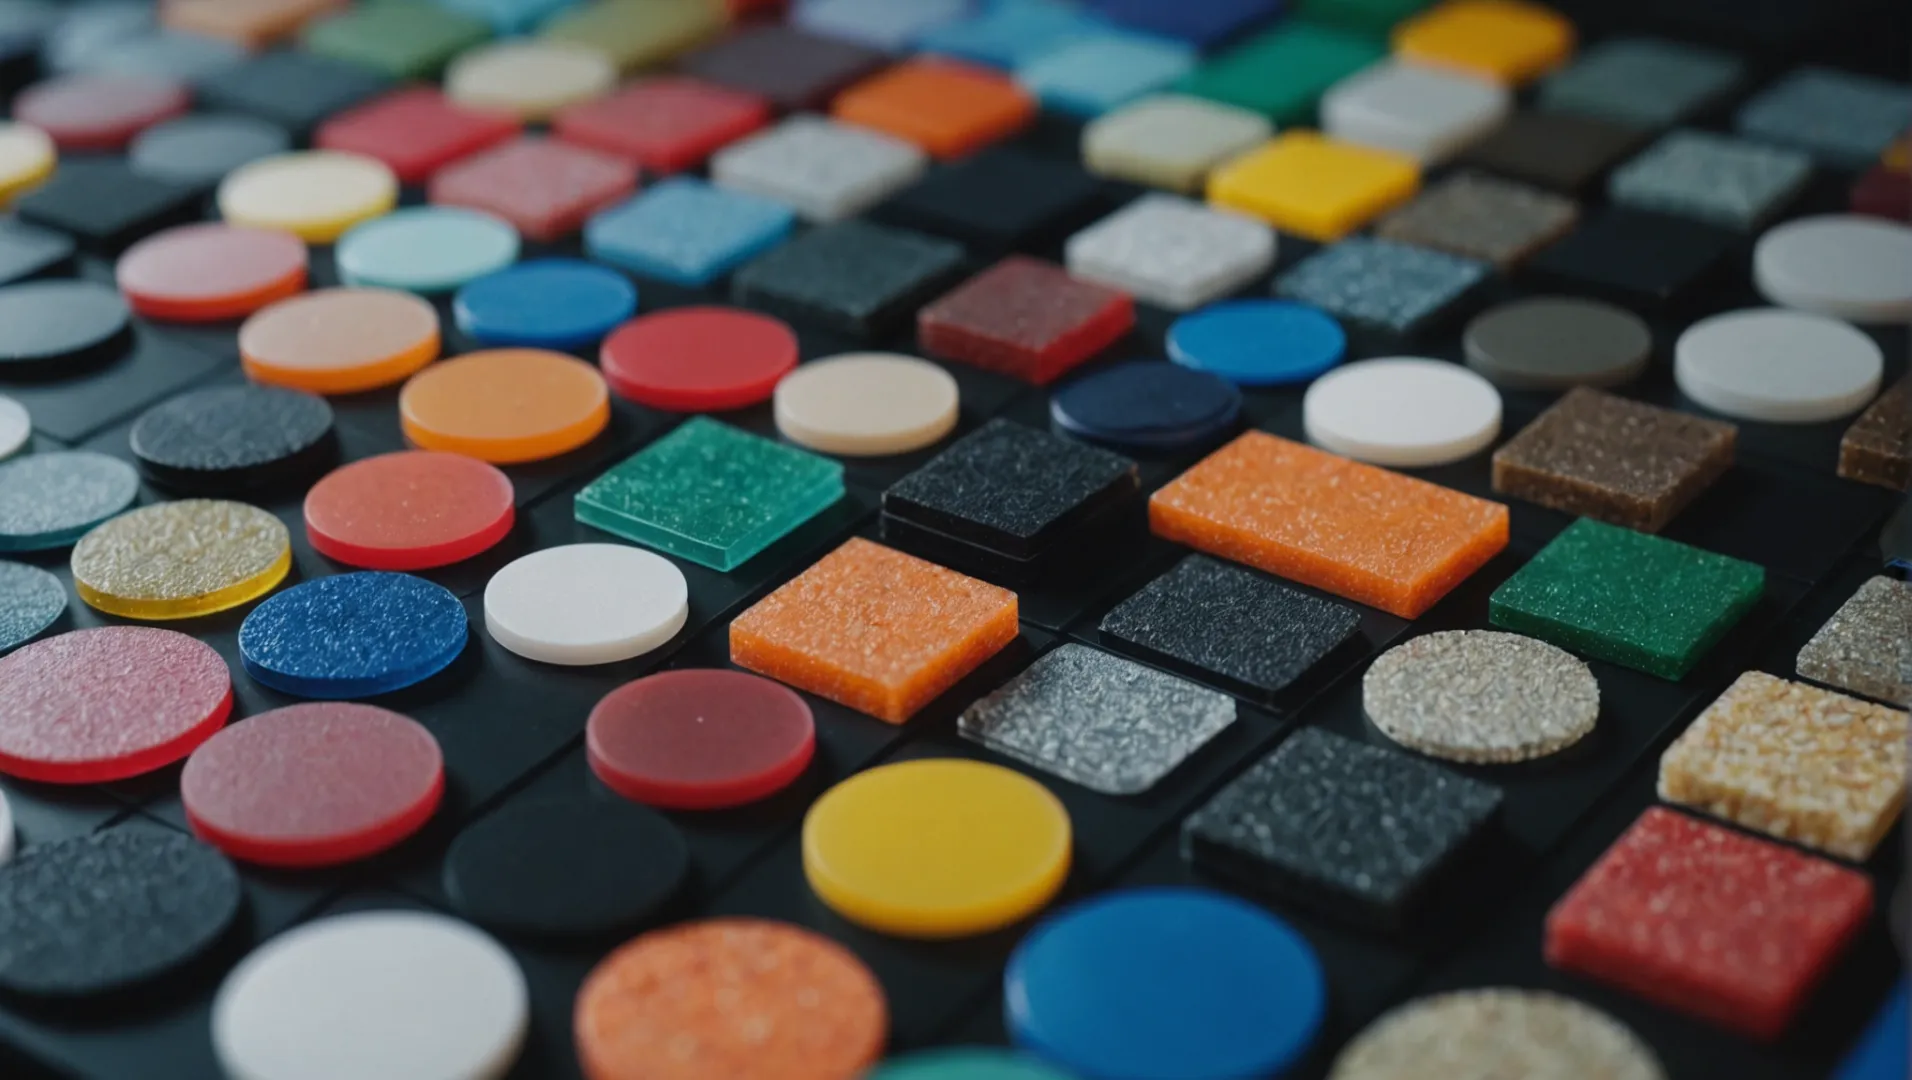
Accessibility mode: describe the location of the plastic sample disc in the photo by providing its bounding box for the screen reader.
[482,543,688,666]
[599,306,799,411]
[0,395,28,460]
[115,223,307,322]
[0,626,231,783]
[238,572,467,699]
[0,280,130,375]
[214,910,528,1080]
[304,451,515,571]
[1463,297,1651,390]
[587,669,817,810]
[240,287,441,395]
[1303,358,1503,467]
[0,561,65,654]
[0,829,240,997]
[1675,309,1884,423]
[1167,300,1347,387]
[400,348,609,463]
[217,150,400,244]
[1753,214,1912,323]
[445,40,617,121]
[11,75,188,151]
[130,384,336,495]
[1330,989,1666,1080]
[336,207,521,294]
[442,796,690,938]
[870,1049,1075,1080]
[71,500,290,620]
[773,353,960,456]
[1006,887,1326,1080]
[452,258,637,349]
[0,451,138,552]
[0,121,55,205]
[1050,360,1243,452]
[803,758,1072,938]
[1363,630,1600,764]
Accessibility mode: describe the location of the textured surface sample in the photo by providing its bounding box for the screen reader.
[1609,129,1812,230]
[0,451,138,552]
[1796,576,1911,705]
[1330,989,1666,1080]
[71,499,290,619]
[1064,193,1275,311]
[0,561,64,654]
[1275,237,1488,334]
[1839,376,1909,491]
[237,571,466,699]
[1374,172,1577,267]
[1364,630,1600,764]
[917,256,1132,385]
[1737,67,1912,165]
[130,384,335,495]
[730,219,964,338]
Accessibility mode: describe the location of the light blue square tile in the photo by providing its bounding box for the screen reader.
[917,0,1111,68]
[435,0,577,34]
[794,0,972,52]
[586,178,797,287]
[1019,32,1197,116]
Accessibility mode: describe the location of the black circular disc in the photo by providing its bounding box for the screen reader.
[130,384,337,495]
[443,796,689,939]
[0,280,130,376]
[0,829,242,997]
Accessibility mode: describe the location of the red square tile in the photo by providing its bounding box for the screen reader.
[429,137,638,242]
[553,76,770,175]
[316,87,521,185]
[1545,807,1873,1041]
[917,256,1134,385]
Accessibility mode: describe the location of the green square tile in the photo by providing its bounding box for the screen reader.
[1175,20,1385,125]
[1490,519,1764,680]
[1296,0,1434,34]
[575,417,845,572]
[303,1,492,79]
[542,0,725,72]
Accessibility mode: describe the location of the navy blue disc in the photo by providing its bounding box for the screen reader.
[1050,360,1242,452]
[0,451,140,552]
[1005,887,1326,1080]
[1167,300,1346,387]
[238,572,466,699]
[0,561,64,653]
[453,258,638,350]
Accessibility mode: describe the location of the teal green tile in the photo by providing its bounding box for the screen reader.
[1489,518,1764,680]
[1174,20,1385,125]
[303,1,491,80]
[575,417,844,572]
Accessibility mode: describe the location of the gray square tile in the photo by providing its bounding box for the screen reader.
[1539,37,1742,129]
[1375,173,1578,267]
[1737,67,1912,165]
[1609,129,1812,230]
[1274,237,1488,334]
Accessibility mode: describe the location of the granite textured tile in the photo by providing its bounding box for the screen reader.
[1539,37,1743,129]
[711,115,926,224]
[730,220,964,338]
[1796,576,1912,706]
[917,257,1134,385]
[1065,194,1275,312]
[1374,172,1577,267]
[1609,130,1812,231]
[1274,238,1488,335]
[1364,630,1600,764]
[1738,67,1912,166]
[1839,376,1910,491]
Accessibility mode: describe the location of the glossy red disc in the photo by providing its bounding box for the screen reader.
[304,450,515,571]
[117,224,308,322]
[598,306,798,411]
[587,669,816,810]
[0,627,232,784]
[181,702,444,868]
[13,75,190,152]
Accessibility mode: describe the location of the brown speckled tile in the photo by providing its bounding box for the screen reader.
[1374,173,1579,268]
[1839,376,1909,491]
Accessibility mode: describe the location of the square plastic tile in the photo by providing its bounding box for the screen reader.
[918,257,1133,385]
[436,0,575,34]
[1524,207,1733,310]
[1797,576,1912,705]
[162,0,342,49]
[1492,387,1735,533]
[429,136,637,242]
[680,24,887,112]
[730,536,1020,722]
[1392,0,1574,86]
[1321,59,1512,164]
[1088,0,1280,47]
[1852,162,1912,222]
[1374,172,1577,267]
[0,219,75,286]
[575,416,845,572]
[585,177,795,287]
[1209,131,1421,241]
[1274,237,1487,335]
[301,0,490,79]
[1545,807,1874,1040]
[731,219,965,337]
[792,0,969,52]
[1016,32,1197,117]
[1490,518,1763,680]
[1065,193,1275,311]
[1609,130,1812,231]
[878,148,1104,255]
[1176,19,1385,125]
[1539,37,1743,129]
[198,49,394,134]
[1297,0,1433,34]
[553,77,768,174]
[1839,377,1910,491]
[959,643,1235,795]
[1082,94,1271,194]
[833,57,1035,160]
[316,87,520,184]
[1100,553,1363,700]
[1738,67,1912,166]
[541,0,723,71]
[1183,727,1503,929]
[14,158,201,253]
[1454,109,1644,193]
[1152,431,1509,618]
[73,29,247,82]
[711,115,926,223]
[916,1,1110,69]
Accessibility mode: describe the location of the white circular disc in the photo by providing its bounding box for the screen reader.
[1675,308,1883,423]
[0,785,13,866]
[445,41,616,121]
[774,353,960,456]
[213,910,527,1080]
[0,395,29,461]
[1754,214,1912,323]
[483,543,688,666]
[1302,357,1502,467]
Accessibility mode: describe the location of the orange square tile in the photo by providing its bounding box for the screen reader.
[730,537,1020,723]
[833,58,1034,160]
[163,0,346,49]
[1150,431,1508,618]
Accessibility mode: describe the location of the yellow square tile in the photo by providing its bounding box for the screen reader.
[1207,131,1419,240]
[1393,0,1575,85]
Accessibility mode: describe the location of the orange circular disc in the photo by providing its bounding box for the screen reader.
[399,348,609,464]
[117,223,307,322]
[240,288,440,395]
[574,918,887,1080]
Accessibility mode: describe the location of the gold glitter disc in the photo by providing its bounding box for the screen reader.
[72,500,291,620]
[1330,989,1666,1080]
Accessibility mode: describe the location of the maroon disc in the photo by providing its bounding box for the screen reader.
[587,669,816,810]
[12,75,190,152]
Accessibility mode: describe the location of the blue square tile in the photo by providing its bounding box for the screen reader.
[917,0,1111,68]
[1087,0,1281,48]
[794,0,973,52]
[1018,32,1197,115]
[1737,67,1912,166]
[434,0,578,34]
[586,178,796,288]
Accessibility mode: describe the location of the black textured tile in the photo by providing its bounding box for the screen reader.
[1453,109,1647,194]
[129,384,338,496]
[731,219,965,337]
[1524,208,1734,311]
[872,148,1107,255]
[198,50,393,135]
[0,218,74,286]
[678,24,887,112]
[14,160,202,254]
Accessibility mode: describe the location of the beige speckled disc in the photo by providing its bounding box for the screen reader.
[1364,630,1599,763]
[774,353,960,457]
[218,151,397,243]
[72,500,291,620]
[445,41,616,121]
[1331,989,1665,1080]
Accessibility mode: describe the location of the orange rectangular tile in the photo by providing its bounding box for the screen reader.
[832,58,1034,160]
[730,537,1020,723]
[1150,431,1508,618]
[163,0,347,48]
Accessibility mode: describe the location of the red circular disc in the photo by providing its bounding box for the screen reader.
[304,450,515,571]
[588,669,816,810]
[598,306,798,411]
[116,224,308,322]
[13,75,190,152]
[0,627,232,784]
[181,702,444,868]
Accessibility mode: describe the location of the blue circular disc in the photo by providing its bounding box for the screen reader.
[0,560,65,653]
[453,258,638,350]
[868,1048,1074,1079]
[1051,360,1242,452]
[0,451,140,552]
[1005,887,1325,1080]
[336,207,521,295]
[1167,300,1346,387]
[238,572,466,699]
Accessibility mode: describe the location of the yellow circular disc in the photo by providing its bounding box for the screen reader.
[218,151,398,243]
[0,122,55,206]
[802,759,1071,939]
[445,40,616,121]
[72,500,291,620]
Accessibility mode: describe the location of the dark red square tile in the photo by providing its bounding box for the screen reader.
[316,87,520,185]
[1852,163,1911,221]
[552,76,769,175]
[429,137,638,242]
[918,256,1134,385]
[678,24,888,112]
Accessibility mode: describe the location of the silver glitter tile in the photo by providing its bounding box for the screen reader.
[710,114,927,223]
[1331,989,1667,1080]
[959,643,1235,795]
[1737,67,1912,166]
[1273,238,1488,335]
[1797,576,1911,706]
[1609,129,1812,230]
[1363,630,1600,764]
[1539,37,1743,130]
[1374,173,1579,268]
[1064,193,1275,311]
